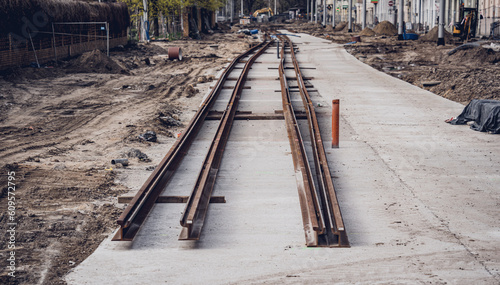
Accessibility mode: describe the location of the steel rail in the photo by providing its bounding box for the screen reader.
[277,37,324,246]
[286,37,349,247]
[179,40,274,240]
[112,41,268,241]
[278,35,349,247]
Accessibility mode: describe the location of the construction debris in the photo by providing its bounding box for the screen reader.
[139,131,157,142]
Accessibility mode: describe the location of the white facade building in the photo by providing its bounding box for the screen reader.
[318,0,498,35]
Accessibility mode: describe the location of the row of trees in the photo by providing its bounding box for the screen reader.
[118,0,225,38]
[118,0,308,24]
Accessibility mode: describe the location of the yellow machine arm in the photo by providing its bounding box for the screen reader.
[253,7,274,18]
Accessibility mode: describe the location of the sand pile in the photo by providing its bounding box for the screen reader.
[420,26,453,42]
[373,21,397,36]
[359,27,376,36]
[72,50,128,74]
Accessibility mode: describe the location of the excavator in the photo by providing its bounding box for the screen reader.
[453,0,479,41]
[253,7,274,18]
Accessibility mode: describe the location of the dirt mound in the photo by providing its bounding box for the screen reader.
[360,27,376,36]
[447,46,500,66]
[71,49,129,74]
[325,25,334,32]
[334,21,347,31]
[138,43,168,56]
[420,26,453,43]
[373,21,398,36]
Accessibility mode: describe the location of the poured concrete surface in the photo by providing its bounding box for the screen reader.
[66,34,500,284]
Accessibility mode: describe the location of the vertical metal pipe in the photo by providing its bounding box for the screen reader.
[418,0,423,31]
[362,0,367,29]
[311,0,313,22]
[241,0,243,16]
[437,0,445,45]
[306,0,309,21]
[312,0,314,22]
[398,0,404,39]
[333,0,336,27]
[323,0,326,26]
[230,0,233,22]
[315,0,318,23]
[348,0,352,31]
[451,0,455,26]
[332,100,339,148]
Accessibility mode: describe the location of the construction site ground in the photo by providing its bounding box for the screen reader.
[0,22,499,284]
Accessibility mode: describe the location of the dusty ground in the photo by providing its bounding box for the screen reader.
[291,21,500,105]
[0,32,253,284]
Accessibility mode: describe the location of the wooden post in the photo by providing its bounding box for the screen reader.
[332,99,339,148]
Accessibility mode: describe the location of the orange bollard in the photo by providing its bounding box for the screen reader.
[332,99,339,148]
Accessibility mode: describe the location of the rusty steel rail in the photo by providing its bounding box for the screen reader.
[179,40,273,240]
[112,41,268,241]
[277,35,349,247]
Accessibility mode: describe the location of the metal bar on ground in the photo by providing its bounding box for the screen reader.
[118,196,226,204]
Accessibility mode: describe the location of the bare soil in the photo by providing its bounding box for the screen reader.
[0,32,252,284]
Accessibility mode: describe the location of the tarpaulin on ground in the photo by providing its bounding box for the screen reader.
[448,99,500,134]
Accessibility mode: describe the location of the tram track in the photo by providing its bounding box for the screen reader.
[277,34,349,247]
[113,40,271,241]
[113,34,348,247]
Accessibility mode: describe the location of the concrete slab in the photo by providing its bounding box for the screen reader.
[67,33,500,284]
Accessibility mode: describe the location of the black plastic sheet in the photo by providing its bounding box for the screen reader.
[449,99,500,134]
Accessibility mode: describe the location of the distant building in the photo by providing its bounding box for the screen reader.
[319,0,498,35]
[479,0,500,35]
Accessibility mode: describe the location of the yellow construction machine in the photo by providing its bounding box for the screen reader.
[253,7,273,18]
[453,1,479,41]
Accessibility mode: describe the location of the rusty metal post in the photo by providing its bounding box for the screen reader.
[332,99,339,148]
